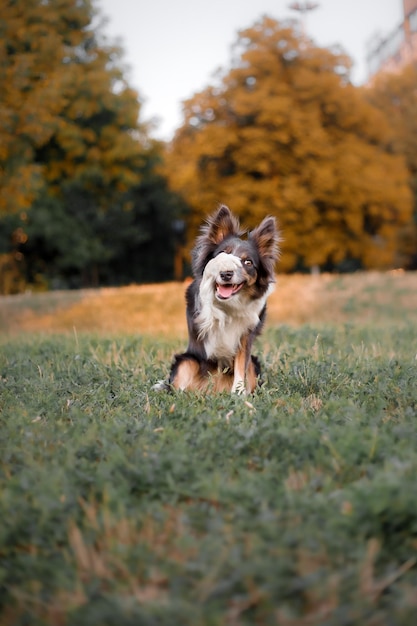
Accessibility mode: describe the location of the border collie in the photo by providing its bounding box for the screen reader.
[155,205,280,394]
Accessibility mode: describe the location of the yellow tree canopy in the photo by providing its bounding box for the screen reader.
[367,65,417,268]
[368,65,417,179]
[165,17,412,271]
[0,0,146,216]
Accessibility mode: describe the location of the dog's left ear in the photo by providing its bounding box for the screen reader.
[249,216,280,264]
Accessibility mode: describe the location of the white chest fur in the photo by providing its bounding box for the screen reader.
[196,286,268,361]
[194,254,274,362]
[197,297,266,360]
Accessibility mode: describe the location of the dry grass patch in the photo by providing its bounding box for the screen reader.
[1,271,417,336]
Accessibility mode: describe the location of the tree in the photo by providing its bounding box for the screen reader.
[367,65,417,268]
[9,147,188,288]
[0,0,186,291]
[165,17,412,272]
[0,0,145,215]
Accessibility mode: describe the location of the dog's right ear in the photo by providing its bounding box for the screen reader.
[203,205,241,244]
[192,206,243,277]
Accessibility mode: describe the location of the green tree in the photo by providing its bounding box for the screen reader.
[14,148,189,288]
[166,17,412,272]
[367,65,417,268]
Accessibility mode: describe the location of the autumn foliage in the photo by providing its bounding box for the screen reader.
[165,17,412,272]
[1,7,416,293]
[0,0,186,292]
[367,65,417,269]
[0,0,144,214]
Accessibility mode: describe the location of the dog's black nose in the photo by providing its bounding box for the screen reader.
[220,271,234,282]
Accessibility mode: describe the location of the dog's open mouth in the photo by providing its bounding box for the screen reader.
[216,282,244,299]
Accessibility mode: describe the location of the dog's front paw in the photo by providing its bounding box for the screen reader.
[232,379,247,395]
[152,380,170,392]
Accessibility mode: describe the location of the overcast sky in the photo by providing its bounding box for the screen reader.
[99,0,402,139]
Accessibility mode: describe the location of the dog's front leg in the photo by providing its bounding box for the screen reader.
[232,338,249,395]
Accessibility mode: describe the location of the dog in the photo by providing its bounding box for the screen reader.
[155,205,280,394]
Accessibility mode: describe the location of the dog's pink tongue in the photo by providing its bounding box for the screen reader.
[217,284,234,299]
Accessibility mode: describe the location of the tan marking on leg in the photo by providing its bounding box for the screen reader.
[171,359,201,391]
[246,359,258,394]
[212,370,234,393]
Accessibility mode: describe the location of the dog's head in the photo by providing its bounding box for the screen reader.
[193,205,280,300]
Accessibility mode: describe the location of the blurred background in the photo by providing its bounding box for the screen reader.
[1,0,417,294]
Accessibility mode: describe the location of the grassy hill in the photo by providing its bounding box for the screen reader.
[1,272,417,624]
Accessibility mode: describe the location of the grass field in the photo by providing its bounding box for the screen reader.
[1,272,417,625]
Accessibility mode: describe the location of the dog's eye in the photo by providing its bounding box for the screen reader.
[243,259,253,266]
